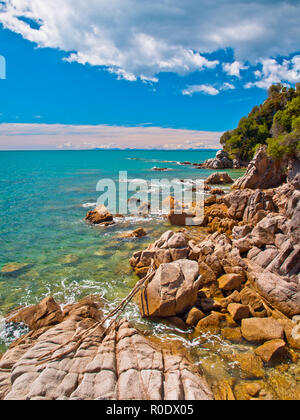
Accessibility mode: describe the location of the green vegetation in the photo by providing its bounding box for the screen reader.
[220,83,300,162]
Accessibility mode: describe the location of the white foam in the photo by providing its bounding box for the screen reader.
[0,317,29,348]
[82,202,97,208]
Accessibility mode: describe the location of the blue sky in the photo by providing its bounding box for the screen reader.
[0,0,299,150]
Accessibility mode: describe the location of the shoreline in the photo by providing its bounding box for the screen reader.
[0,146,299,400]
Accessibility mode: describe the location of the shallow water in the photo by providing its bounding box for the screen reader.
[1,149,239,323]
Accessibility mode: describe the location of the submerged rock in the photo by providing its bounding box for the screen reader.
[152,167,171,172]
[225,352,265,379]
[122,228,147,238]
[59,254,80,265]
[1,263,31,277]
[221,327,243,343]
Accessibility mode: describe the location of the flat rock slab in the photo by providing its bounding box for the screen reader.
[0,318,213,400]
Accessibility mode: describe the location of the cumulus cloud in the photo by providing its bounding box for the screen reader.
[0,123,222,150]
[245,56,300,89]
[0,0,299,83]
[182,84,219,96]
[223,61,249,77]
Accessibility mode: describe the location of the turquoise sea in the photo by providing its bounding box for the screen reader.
[0,149,244,351]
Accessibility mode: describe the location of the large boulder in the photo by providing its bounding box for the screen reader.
[85,205,114,225]
[139,259,201,318]
[205,172,234,185]
[130,230,190,278]
[233,146,286,190]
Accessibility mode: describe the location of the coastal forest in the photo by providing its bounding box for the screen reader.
[220,83,300,163]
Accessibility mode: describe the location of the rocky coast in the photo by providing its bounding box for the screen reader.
[0,146,299,400]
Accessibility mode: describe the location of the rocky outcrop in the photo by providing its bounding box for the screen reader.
[7,297,63,330]
[175,187,277,235]
[287,159,300,188]
[233,146,286,190]
[201,150,234,169]
[85,205,114,226]
[7,296,104,331]
[227,179,300,317]
[139,259,201,318]
[0,297,213,401]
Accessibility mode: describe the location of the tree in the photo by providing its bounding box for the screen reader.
[220,84,299,162]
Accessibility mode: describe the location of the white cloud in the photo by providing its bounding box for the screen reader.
[0,0,299,82]
[182,82,236,96]
[107,67,137,82]
[245,56,300,89]
[182,84,219,96]
[221,82,235,91]
[0,123,222,150]
[223,61,249,77]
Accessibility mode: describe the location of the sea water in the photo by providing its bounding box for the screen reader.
[1,150,299,399]
[0,149,241,349]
